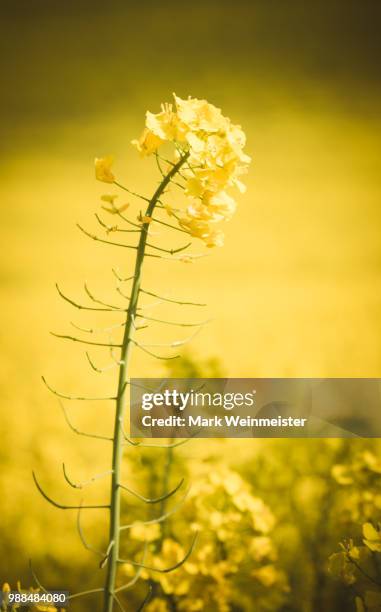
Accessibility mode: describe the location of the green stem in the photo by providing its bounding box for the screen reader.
[159,446,174,540]
[103,153,189,612]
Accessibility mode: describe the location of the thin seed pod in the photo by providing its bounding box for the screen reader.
[148,215,191,234]
[100,540,116,569]
[117,533,198,573]
[119,489,190,531]
[59,400,113,441]
[50,332,123,349]
[112,269,136,282]
[140,288,206,306]
[29,560,49,594]
[115,542,148,593]
[131,339,180,360]
[56,283,127,312]
[136,314,211,327]
[86,351,124,373]
[77,224,139,251]
[84,282,125,310]
[77,503,105,556]
[112,593,126,612]
[95,213,140,233]
[136,585,153,612]
[42,375,118,400]
[62,463,112,489]
[68,588,104,602]
[113,180,150,202]
[119,477,184,504]
[32,472,110,510]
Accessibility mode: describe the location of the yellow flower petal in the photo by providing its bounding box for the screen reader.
[101,194,118,204]
[132,128,163,156]
[101,203,130,215]
[95,156,115,183]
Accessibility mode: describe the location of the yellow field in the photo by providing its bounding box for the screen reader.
[1,2,381,609]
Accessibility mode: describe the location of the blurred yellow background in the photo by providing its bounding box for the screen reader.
[1,0,380,607]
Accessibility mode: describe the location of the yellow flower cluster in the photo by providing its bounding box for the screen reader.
[331,449,381,521]
[132,93,251,247]
[328,447,381,611]
[124,465,287,611]
[328,536,381,611]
